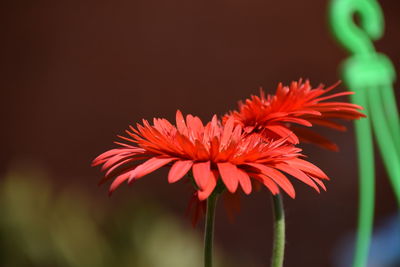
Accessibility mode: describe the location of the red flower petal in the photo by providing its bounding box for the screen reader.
[274,163,320,193]
[249,173,280,195]
[221,116,235,148]
[217,162,239,193]
[176,110,188,135]
[237,168,252,195]
[311,177,327,191]
[306,118,347,131]
[192,161,211,190]
[293,126,339,152]
[288,158,329,180]
[168,160,193,183]
[198,171,217,200]
[109,172,131,194]
[129,157,175,182]
[246,163,295,198]
[265,124,299,144]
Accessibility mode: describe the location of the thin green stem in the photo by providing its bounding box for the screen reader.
[271,194,285,267]
[351,89,375,267]
[369,86,400,205]
[204,193,218,267]
[381,84,400,152]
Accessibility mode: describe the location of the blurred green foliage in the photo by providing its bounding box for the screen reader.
[0,164,238,267]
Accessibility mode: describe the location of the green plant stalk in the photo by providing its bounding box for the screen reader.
[368,86,400,205]
[351,91,375,267]
[204,193,218,267]
[381,84,400,157]
[271,194,285,267]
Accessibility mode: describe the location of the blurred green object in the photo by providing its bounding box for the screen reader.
[329,0,400,267]
[0,163,241,267]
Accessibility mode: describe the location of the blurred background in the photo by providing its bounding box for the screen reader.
[1,0,399,266]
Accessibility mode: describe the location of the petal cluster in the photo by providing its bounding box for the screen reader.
[225,80,365,150]
[92,110,329,200]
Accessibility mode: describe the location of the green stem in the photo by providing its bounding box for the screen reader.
[381,84,400,152]
[204,193,218,267]
[351,89,375,267]
[271,194,285,267]
[369,85,400,205]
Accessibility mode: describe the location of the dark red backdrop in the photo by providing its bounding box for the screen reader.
[2,1,399,266]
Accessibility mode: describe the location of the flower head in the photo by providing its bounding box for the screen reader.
[92,110,329,200]
[225,80,365,150]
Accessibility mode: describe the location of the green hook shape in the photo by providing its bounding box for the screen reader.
[342,54,395,89]
[343,54,400,152]
[330,0,384,55]
[330,0,400,267]
[343,55,400,203]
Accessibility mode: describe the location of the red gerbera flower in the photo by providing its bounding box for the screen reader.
[92,110,329,200]
[225,80,365,151]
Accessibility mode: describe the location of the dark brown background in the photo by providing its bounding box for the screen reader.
[1,0,399,266]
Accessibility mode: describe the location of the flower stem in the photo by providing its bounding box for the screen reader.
[204,193,218,267]
[271,194,285,267]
